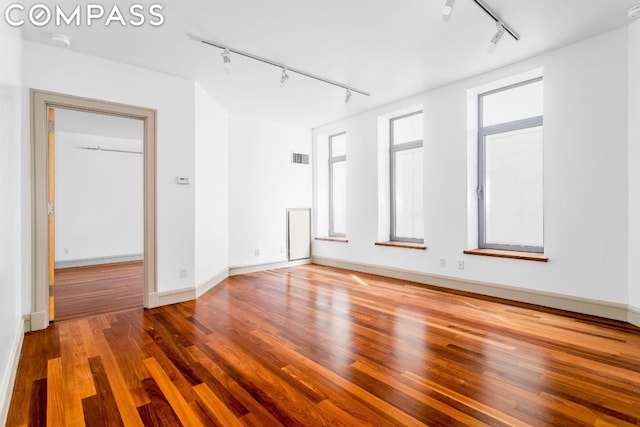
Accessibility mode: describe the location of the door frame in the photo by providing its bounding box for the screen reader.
[30,89,157,331]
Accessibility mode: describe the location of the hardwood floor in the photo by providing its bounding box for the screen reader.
[54,261,144,321]
[8,264,640,426]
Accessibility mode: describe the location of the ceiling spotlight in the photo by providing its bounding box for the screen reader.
[221,48,231,71]
[490,21,506,45]
[280,67,289,86]
[345,88,352,104]
[630,5,640,19]
[443,0,456,16]
[51,33,71,47]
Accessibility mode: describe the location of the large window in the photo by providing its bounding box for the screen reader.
[329,132,347,237]
[478,77,543,253]
[390,112,424,242]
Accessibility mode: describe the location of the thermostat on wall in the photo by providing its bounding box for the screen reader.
[176,176,191,185]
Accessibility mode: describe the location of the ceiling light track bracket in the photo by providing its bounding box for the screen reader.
[471,0,520,41]
[192,36,371,98]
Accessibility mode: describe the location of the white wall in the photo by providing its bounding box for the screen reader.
[54,131,143,264]
[629,19,640,312]
[313,29,629,305]
[194,83,229,286]
[23,41,197,296]
[0,6,23,422]
[228,115,312,267]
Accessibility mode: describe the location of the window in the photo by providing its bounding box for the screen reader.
[478,77,543,253]
[329,132,347,237]
[390,112,424,243]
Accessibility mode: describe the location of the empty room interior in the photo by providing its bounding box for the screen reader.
[1,0,640,425]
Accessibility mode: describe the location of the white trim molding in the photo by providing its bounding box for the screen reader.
[629,305,640,328]
[148,269,229,308]
[229,259,311,276]
[55,254,143,269]
[313,256,630,322]
[0,319,25,426]
[196,269,229,298]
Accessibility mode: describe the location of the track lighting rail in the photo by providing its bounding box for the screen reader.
[192,36,371,98]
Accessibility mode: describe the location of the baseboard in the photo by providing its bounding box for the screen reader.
[55,254,143,269]
[629,305,640,328]
[312,256,629,322]
[196,269,229,298]
[29,310,48,332]
[229,259,312,276]
[148,287,195,309]
[0,319,25,426]
[148,269,230,308]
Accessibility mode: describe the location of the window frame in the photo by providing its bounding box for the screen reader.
[477,77,544,253]
[390,111,424,243]
[328,132,347,238]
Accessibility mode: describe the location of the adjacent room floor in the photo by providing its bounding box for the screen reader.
[8,265,640,426]
[53,261,144,321]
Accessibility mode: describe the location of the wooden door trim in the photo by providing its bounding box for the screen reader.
[30,89,157,331]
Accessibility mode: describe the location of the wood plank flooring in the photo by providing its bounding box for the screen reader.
[8,264,640,426]
[54,261,144,321]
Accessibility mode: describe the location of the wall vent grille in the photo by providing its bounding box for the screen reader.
[292,152,309,165]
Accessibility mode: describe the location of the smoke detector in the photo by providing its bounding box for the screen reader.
[629,5,640,19]
[51,34,71,47]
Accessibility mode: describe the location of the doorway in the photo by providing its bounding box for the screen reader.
[31,90,157,330]
[51,108,145,321]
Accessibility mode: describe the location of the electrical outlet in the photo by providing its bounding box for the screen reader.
[280,247,284,254]
[179,268,187,278]
[64,248,70,255]
[439,258,446,268]
[458,260,464,271]
[255,249,260,257]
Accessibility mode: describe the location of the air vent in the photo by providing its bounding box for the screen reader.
[291,152,309,165]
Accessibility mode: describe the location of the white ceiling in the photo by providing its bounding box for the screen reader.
[21,0,639,128]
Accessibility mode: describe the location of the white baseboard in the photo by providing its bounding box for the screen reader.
[196,269,229,298]
[313,256,629,322]
[55,254,143,269]
[229,258,311,276]
[629,305,640,328]
[30,310,48,332]
[148,269,230,308]
[0,319,25,426]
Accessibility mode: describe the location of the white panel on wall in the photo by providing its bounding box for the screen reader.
[288,209,311,261]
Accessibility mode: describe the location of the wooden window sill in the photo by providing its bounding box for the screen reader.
[375,241,426,250]
[464,249,548,262]
[315,236,349,243]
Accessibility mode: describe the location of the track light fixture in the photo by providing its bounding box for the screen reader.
[444,1,519,44]
[280,67,289,86]
[192,36,371,100]
[490,21,506,45]
[345,88,352,104]
[442,0,455,16]
[221,48,231,71]
[472,0,519,41]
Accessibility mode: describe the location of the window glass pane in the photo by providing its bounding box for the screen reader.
[482,80,543,127]
[331,161,347,235]
[485,126,543,247]
[330,133,346,157]
[392,113,423,145]
[394,147,424,239]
